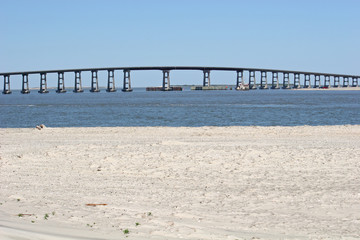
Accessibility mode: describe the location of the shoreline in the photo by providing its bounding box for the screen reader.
[1,125,360,239]
[1,123,360,129]
[291,86,360,91]
[5,86,360,92]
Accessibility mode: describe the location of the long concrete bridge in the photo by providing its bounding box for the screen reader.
[1,66,359,94]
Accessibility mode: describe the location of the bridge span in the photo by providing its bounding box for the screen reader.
[1,66,359,94]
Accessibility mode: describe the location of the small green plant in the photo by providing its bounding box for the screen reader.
[52,211,56,216]
[17,199,20,202]
[123,229,130,234]
[44,213,49,220]
[135,222,140,226]
[18,213,24,217]
[86,222,96,228]
[31,220,35,223]
[147,212,152,216]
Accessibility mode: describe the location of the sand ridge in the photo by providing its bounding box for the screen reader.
[1,126,360,239]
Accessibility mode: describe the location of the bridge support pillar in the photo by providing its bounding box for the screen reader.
[313,75,321,88]
[324,75,331,88]
[2,75,11,94]
[282,72,290,89]
[203,70,210,87]
[106,70,116,92]
[249,70,257,89]
[352,77,358,87]
[343,77,349,87]
[303,74,311,88]
[56,72,66,93]
[38,73,49,93]
[122,70,133,92]
[293,73,301,88]
[21,74,30,94]
[73,71,84,93]
[259,71,268,89]
[90,70,100,92]
[333,76,340,87]
[235,70,244,90]
[271,72,279,89]
[162,70,171,90]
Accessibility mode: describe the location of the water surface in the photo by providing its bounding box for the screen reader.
[0,88,359,127]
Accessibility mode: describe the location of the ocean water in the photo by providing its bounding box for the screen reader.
[0,88,359,128]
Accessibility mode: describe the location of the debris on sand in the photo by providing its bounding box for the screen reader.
[35,124,46,130]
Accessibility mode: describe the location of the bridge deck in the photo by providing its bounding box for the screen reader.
[0,66,359,78]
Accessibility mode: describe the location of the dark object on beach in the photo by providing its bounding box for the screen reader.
[35,124,46,130]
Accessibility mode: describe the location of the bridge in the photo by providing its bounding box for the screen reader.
[1,66,359,94]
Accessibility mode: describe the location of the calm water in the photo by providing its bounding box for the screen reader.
[0,88,359,128]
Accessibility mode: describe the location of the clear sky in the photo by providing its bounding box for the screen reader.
[1,0,360,88]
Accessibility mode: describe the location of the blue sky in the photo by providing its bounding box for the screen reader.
[1,0,359,88]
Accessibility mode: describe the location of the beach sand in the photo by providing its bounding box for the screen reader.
[1,126,360,240]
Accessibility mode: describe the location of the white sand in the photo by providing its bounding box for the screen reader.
[1,126,360,240]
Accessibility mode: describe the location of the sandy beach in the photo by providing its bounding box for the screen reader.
[1,126,360,239]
